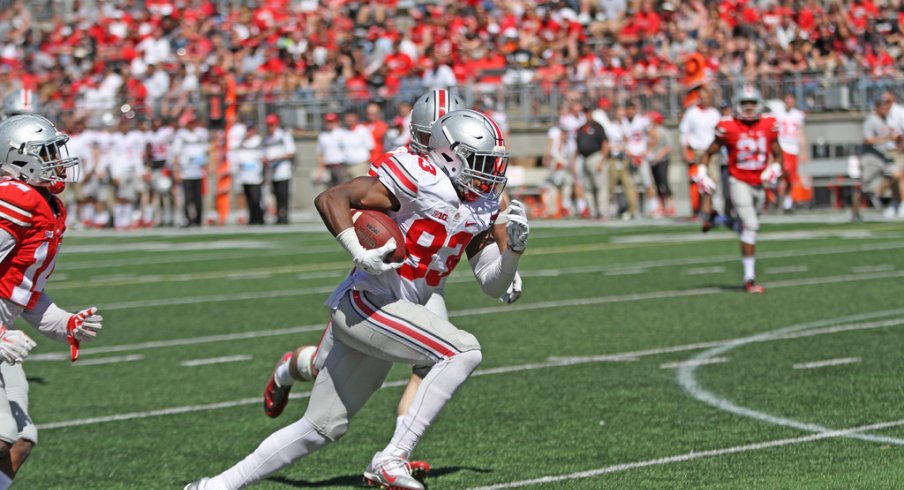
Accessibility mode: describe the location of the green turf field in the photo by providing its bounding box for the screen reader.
[16,220,904,489]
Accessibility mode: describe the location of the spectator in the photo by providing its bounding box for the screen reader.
[542,118,572,218]
[171,113,210,227]
[647,111,674,217]
[679,88,721,215]
[147,117,176,227]
[776,93,808,213]
[340,109,375,179]
[316,113,347,187]
[234,121,266,225]
[575,105,610,219]
[606,105,639,219]
[263,113,297,225]
[364,102,388,164]
[852,97,900,220]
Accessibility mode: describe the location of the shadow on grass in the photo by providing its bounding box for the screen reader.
[267,466,492,488]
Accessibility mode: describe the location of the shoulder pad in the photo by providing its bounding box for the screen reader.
[0,180,39,228]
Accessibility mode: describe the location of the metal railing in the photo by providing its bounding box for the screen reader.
[48,73,904,132]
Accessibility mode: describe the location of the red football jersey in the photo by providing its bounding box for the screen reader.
[0,179,67,309]
[714,114,779,186]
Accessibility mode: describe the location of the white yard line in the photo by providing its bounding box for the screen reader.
[465,419,904,490]
[41,271,904,362]
[660,358,728,369]
[35,308,904,430]
[851,264,894,273]
[793,357,862,370]
[604,269,647,276]
[764,265,809,274]
[677,311,904,447]
[55,241,904,288]
[685,266,726,275]
[73,355,145,366]
[181,355,253,367]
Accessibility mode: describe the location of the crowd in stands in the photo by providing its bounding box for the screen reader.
[2,0,904,128]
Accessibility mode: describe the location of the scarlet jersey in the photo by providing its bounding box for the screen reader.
[327,151,499,308]
[715,114,779,186]
[0,179,67,309]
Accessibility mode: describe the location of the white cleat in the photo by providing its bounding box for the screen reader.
[363,452,425,490]
[184,477,210,490]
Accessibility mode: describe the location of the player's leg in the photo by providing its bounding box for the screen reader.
[781,152,798,212]
[264,322,332,418]
[729,177,764,293]
[332,290,480,488]
[202,340,393,490]
[3,363,33,477]
[0,366,19,489]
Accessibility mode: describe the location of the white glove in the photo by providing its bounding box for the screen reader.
[67,306,103,362]
[694,164,717,195]
[0,325,36,365]
[68,307,103,342]
[336,228,404,276]
[760,163,783,188]
[497,200,529,253]
[499,272,523,304]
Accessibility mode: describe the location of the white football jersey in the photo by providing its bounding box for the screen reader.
[327,151,500,308]
[171,127,209,180]
[624,115,650,156]
[149,126,175,163]
[777,107,805,155]
[109,129,147,179]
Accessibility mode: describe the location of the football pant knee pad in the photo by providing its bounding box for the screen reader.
[741,229,757,245]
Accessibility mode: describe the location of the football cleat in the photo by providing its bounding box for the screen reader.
[183,478,209,490]
[744,280,765,294]
[363,452,425,490]
[409,460,431,484]
[700,212,713,233]
[263,352,293,418]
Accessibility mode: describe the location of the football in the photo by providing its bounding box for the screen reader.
[351,209,407,263]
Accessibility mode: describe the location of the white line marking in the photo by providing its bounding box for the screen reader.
[764,265,809,274]
[660,358,728,369]
[73,355,144,366]
[677,311,904,446]
[465,419,904,490]
[610,229,876,245]
[604,269,646,276]
[685,266,726,275]
[226,272,272,281]
[44,273,904,362]
[181,355,253,367]
[29,324,327,361]
[851,264,894,273]
[63,240,278,254]
[35,309,904,431]
[793,357,862,370]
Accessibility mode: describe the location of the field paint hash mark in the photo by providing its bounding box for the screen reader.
[677,310,904,446]
[851,264,894,273]
[793,357,862,370]
[660,358,728,369]
[464,418,904,490]
[36,308,904,431]
[181,355,254,367]
[604,269,647,276]
[764,265,809,274]
[685,266,726,275]
[73,355,145,366]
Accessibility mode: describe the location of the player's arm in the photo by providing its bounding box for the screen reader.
[20,291,102,362]
[465,200,529,299]
[314,177,403,275]
[694,139,721,194]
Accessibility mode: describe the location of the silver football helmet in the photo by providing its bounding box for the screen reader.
[410,89,464,155]
[2,89,41,119]
[0,114,79,190]
[429,109,509,201]
[735,84,763,122]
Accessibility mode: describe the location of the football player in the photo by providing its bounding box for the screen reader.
[695,85,782,294]
[0,114,103,488]
[262,89,521,484]
[186,109,527,490]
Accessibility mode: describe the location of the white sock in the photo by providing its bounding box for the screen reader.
[79,204,94,224]
[93,210,110,227]
[209,417,330,490]
[384,350,482,458]
[742,257,756,282]
[783,195,793,210]
[0,471,11,490]
[576,198,587,214]
[394,415,405,433]
[274,362,294,387]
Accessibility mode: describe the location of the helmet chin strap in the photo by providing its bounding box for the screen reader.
[47,181,65,194]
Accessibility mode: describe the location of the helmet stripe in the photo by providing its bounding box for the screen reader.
[22,89,29,108]
[438,90,447,117]
[485,114,504,145]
